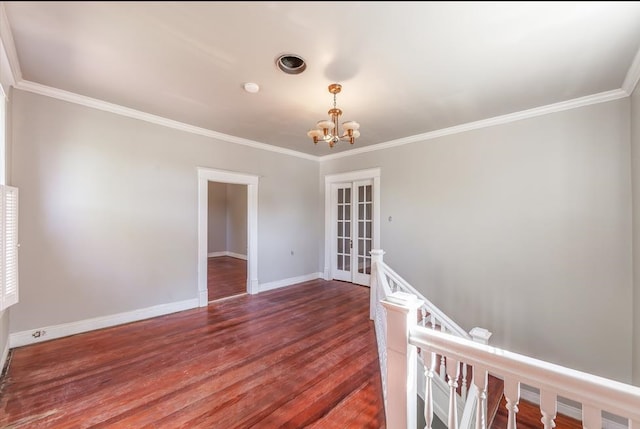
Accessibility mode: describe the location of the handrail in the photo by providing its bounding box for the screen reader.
[409,326,640,424]
[377,260,471,339]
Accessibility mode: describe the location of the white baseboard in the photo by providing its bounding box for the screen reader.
[208,251,247,260]
[9,298,199,348]
[259,272,322,293]
[0,338,9,375]
[249,278,259,295]
[207,251,227,258]
[227,252,247,260]
[198,290,209,307]
[520,385,628,429]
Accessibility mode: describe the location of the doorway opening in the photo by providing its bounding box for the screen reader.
[324,168,380,286]
[197,168,259,307]
[206,181,248,302]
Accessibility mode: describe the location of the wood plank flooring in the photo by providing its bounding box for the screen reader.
[491,397,583,429]
[0,280,386,428]
[0,273,591,429]
[208,256,247,302]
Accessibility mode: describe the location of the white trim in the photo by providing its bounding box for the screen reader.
[198,167,258,306]
[622,45,640,95]
[0,37,14,97]
[0,336,8,374]
[226,252,247,260]
[324,168,381,282]
[520,386,629,429]
[323,180,332,281]
[198,289,208,307]
[258,272,322,293]
[318,89,628,162]
[208,251,227,258]
[9,298,199,348]
[15,80,317,161]
[0,3,21,87]
[10,81,632,165]
[324,168,382,184]
[207,251,248,260]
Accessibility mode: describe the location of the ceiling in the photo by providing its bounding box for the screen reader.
[3,1,640,157]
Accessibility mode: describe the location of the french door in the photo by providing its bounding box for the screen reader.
[332,179,373,285]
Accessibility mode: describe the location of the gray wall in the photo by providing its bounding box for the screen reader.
[632,84,640,386]
[207,182,247,256]
[321,99,633,383]
[226,183,247,256]
[207,181,227,253]
[10,89,321,333]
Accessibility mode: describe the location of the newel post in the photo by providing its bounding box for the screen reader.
[370,249,385,321]
[382,291,423,429]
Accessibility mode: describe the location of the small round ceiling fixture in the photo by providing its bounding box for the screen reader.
[243,82,260,93]
[276,53,306,75]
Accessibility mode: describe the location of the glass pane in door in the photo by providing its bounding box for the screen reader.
[356,184,373,275]
[336,186,351,277]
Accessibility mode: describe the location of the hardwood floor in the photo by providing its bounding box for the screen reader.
[0,280,385,428]
[0,274,589,429]
[208,256,247,301]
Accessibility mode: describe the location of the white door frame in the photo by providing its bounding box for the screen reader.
[324,168,380,282]
[197,167,259,306]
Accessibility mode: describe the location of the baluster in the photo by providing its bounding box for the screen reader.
[540,390,557,429]
[423,350,436,429]
[421,307,427,327]
[582,405,601,429]
[446,356,460,429]
[473,365,488,429]
[429,315,444,380]
[461,363,468,399]
[503,378,520,429]
[438,320,447,380]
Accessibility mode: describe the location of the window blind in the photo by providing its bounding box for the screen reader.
[0,185,18,310]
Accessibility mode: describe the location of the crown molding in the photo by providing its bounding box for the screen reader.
[12,79,631,165]
[622,44,640,95]
[17,78,629,165]
[0,2,22,88]
[14,80,319,162]
[319,88,628,162]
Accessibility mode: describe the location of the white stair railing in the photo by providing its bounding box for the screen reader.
[410,323,640,429]
[370,250,489,429]
[371,250,640,429]
[380,289,640,429]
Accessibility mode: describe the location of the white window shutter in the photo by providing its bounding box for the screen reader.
[0,185,18,310]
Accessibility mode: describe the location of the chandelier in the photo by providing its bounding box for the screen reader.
[307,83,360,148]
